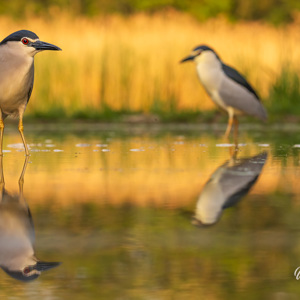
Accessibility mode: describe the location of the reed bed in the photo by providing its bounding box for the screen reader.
[1,11,300,118]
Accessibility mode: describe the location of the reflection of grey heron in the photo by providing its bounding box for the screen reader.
[193,152,267,226]
[0,157,60,281]
[180,45,267,138]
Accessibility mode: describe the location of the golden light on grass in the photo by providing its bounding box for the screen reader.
[0,12,300,116]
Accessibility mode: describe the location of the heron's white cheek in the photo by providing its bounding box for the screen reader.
[25,47,39,57]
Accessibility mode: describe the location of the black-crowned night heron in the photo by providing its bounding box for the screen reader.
[180,45,267,138]
[0,156,60,281]
[192,152,267,226]
[0,30,61,156]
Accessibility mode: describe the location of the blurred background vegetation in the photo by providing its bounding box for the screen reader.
[1,0,300,122]
[2,0,300,24]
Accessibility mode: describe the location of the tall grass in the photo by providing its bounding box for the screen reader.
[267,67,300,119]
[1,12,300,120]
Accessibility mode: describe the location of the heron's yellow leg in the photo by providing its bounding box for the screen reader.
[233,117,239,146]
[18,118,29,156]
[0,156,4,202]
[224,116,234,139]
[19,156,29,201]
[0,117,4,157]
[228,143,239,159]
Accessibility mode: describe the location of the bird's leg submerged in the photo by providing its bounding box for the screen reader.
[0,156,4,202]
[0,111,4,156]
[19,156,29,202]
[228,141,239,159]
[18,114,29,156]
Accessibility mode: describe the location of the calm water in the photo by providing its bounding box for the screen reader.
[0,123,300,299]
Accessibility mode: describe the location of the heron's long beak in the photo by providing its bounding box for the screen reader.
[35,261,61,272]
[180,55,195,63]
[32,40,62,51]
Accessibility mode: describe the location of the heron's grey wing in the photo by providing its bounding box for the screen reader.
[218,152,268,208]
[222,64,259,99]
[27,84,33,104]
[219,71,267,121]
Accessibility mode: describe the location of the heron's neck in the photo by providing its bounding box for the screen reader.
[195,54,223,92]
[0,44,34,72]
[194,51,222,71]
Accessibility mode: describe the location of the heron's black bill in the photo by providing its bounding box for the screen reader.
[180,55,195,63]
[36,261,62,271]
[32,40,61,51]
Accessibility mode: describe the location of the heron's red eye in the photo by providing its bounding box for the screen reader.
[23,267,30,274]
[21,38,29,45]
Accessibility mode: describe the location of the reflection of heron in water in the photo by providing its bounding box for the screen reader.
[0,157,60,281]
[193,152,268,226]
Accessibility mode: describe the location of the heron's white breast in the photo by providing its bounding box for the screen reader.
[0,45,34,117]
[195,52,227,110]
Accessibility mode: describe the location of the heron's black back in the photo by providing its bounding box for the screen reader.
[222,63,259,100]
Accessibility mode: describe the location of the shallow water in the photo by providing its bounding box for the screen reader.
[0,123,300,299]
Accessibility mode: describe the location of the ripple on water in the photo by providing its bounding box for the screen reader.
[7,143,24,149]
[76,143,90,147]
[216,143,234,147]
[130,149,145,152]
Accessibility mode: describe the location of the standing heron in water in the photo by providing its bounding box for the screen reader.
[0,30,61,155]
[180,45,267,138]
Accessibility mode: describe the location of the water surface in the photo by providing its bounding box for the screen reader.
[0,123,300,299]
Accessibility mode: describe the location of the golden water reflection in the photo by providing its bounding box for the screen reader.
[0,128,299,298]
[0,132,298,208]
